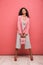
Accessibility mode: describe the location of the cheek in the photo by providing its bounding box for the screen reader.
[22,11,24,14]
[22,11,26,13]
[25,11,26,13]
[24,10,26,13]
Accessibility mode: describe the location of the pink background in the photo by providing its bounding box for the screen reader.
[0,0,43,55]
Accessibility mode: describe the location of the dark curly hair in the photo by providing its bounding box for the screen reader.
[18,7,29,17]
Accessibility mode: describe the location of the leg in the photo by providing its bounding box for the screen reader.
[25,34,33,60]
[14,33,21,61]
[29,49,33,61]
[14,48,18,61]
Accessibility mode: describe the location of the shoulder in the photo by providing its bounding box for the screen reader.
[27,17,29,21]
[18,15,21,18]
[18,16,22,21]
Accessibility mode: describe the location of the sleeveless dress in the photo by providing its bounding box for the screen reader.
[16,19,31,49]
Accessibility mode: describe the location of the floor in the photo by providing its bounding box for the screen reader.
[0,55,43,65]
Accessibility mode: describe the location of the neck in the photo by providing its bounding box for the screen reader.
[22,14,26,17]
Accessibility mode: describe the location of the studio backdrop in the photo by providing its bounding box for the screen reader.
[0,0,43,55]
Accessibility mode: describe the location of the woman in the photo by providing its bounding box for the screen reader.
[14,7,33,61]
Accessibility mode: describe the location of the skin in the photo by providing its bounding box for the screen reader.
[20,9,27,37]
[14,9,33,61]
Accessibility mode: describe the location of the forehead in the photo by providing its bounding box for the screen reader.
[22,9,26,11]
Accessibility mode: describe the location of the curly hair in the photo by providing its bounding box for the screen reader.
[18,7,29,17]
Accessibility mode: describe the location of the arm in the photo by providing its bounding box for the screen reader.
[17,16,22,35]
[23,18,30,35]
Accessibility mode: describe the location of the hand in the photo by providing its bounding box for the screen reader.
[19,33,27,38]
[19,33,24,37]
[21,34,24,38]
[23,33,28,37]
[22,33,26,38]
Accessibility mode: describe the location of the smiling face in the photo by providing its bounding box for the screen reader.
[22,9,26,15]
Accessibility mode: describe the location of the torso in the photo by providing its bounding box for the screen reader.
[22,19,26,31]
